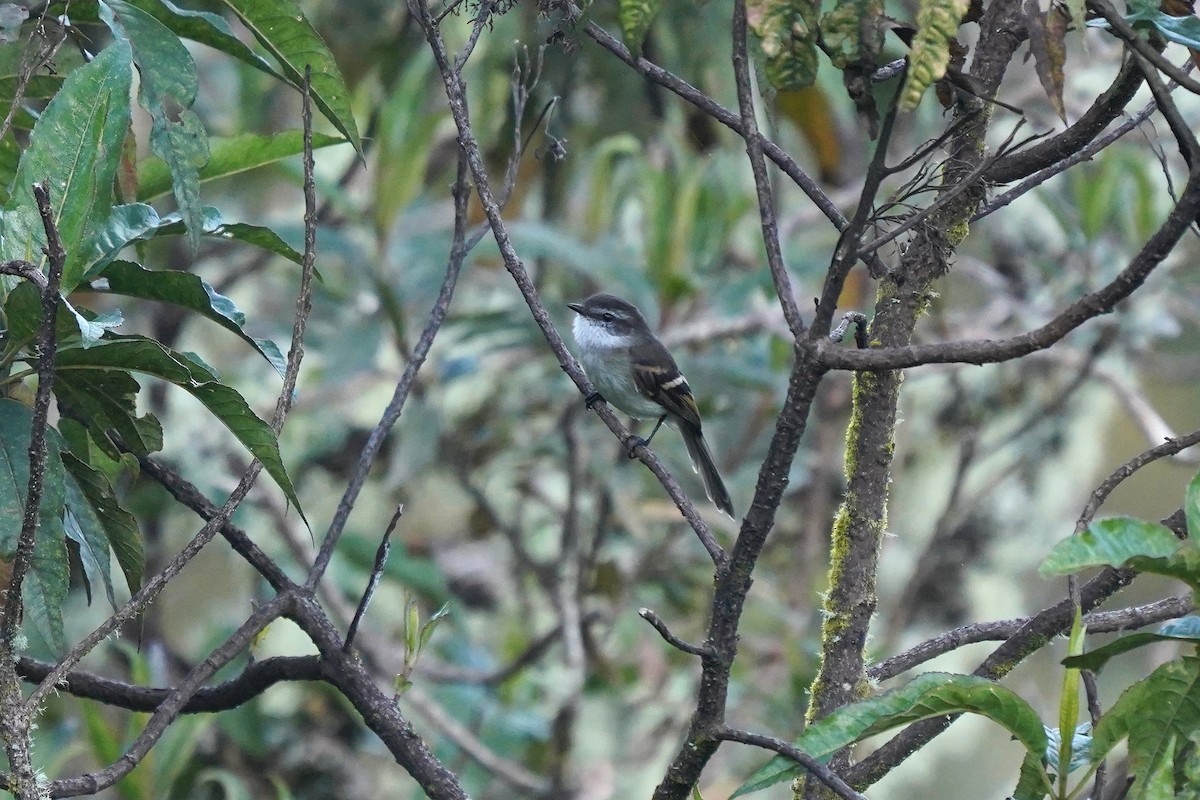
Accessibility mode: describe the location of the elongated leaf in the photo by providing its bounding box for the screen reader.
[1064,616,1200,672]
[1092,655,1200,797]
[732,673,1049,797]
[61,452,143,594]
[4,281,123,352]
[55,338,305,522]
[80,203,162,280]
[0,399,70,652]
[1,41,133,293]
[618,0,663,58]
[1039,518,1182,576]
[62,488,116,609]
[899,0,971,111]
[1187,470,1200,540]
[1026,1,1067,123]
[119,0,284,80]
[92,260,286,376]
[219,0,362,154]
[101,0,210,253]
[137,131,347,201]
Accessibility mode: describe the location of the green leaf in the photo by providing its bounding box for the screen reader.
[899,0,971,111]
[1057,609,1085,792]
[1065,616,1200,672]
[4,281,123,352]
[62,485,117,609]
[218,0,362,154]
[1187,470,1200,540]
[1012,748,1052,800]
[118,0,285,81]
[819,0,886,69]
[136,130,348,202]
[732,673,1049,797]
[1,40,133,293]
[100,0,210,254]
[1039,517,1182,577]
[617,0,663,58]
[80,203,163,281]
[0,400,70,652]
[746,0,820,90]
[56,338,305,523]
[1092,655,1200,797]
[61,452,143,594]
[92,260,286,377]
[54,365,163,459]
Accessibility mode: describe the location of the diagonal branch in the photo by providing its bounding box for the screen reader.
[730,0,805,337]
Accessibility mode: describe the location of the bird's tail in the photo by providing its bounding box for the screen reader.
[680,425,734,519]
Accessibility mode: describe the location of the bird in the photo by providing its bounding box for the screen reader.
[568,293,734,518]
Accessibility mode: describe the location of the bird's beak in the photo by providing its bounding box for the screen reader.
[567,302,584,314]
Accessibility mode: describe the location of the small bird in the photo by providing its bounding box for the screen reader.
[568,293,734,518]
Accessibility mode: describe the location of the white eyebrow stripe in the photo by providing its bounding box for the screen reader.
[661,375,687,390]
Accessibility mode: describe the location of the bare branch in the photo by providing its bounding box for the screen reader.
[344,504,403,652]
[731,0,805,337]
[639,608,710,657]
[869,594,1194,681]
[716,727,867,800]
[1,181,65,800]
[1076,430,1200,533]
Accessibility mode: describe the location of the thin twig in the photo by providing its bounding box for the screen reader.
[344,504,403,652]
[715,727,867,800]
[1076,429,1200,533]
[639,608,710,657]
[0,181,65,800]
[868,595,1193,681]
[1090,0,1200,95]
[730,0,805,338]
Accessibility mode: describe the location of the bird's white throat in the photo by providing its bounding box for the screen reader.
[572,315,633,352]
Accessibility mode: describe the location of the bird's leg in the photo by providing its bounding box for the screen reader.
[627,414,667,458]
[584,391,604,409]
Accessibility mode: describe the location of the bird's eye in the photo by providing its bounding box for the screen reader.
[601,312,615,322]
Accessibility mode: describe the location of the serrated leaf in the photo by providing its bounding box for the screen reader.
[55,337,305,523]
[1,41,133,294]
[732,673,1050,797]
[0,400,70,653]
[618,0,663,58]
[1092,655,1200,797]
[100,0,210,254]
[53,365,163,458]
[61,452,143,594]
[136,130,348,202]
[746,0,820,90]
[1039,517,1182,576]
[219,0,362,154]
[898,0,971,111]
[92,260,286,377]
[1026,1,1067,123]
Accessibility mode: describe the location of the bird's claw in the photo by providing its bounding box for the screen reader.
[584,391,604,410]
[625,436,647,458]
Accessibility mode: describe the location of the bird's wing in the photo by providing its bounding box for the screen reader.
[630,340,703,431]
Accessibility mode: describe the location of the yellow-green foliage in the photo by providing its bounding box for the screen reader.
[899,0,971,111]
[618,0,664,58]
[819,0,885,69]
[746,0,820,90]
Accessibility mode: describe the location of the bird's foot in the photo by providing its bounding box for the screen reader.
[584,391,604,410]
[625,436,648,459]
